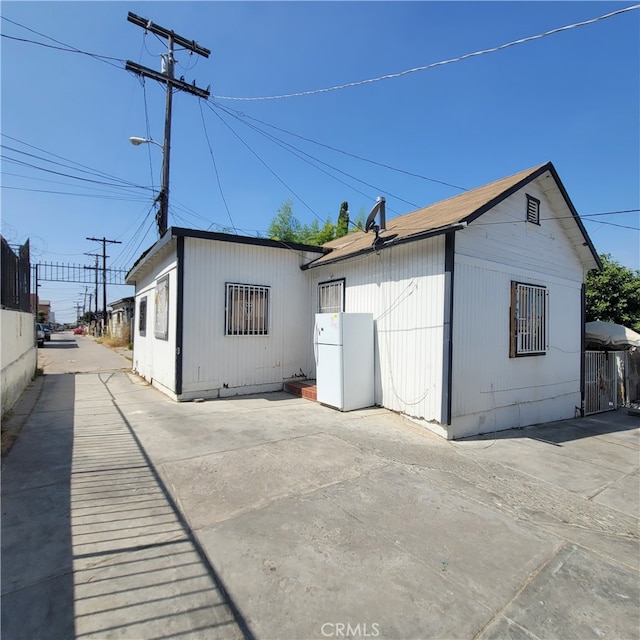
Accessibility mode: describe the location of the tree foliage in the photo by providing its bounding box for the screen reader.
[267,200,301,242]
[336,201,349,238]
[585,254,640,332]
[267,200,360,246]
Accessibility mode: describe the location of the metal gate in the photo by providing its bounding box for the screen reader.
[584,350,622,415]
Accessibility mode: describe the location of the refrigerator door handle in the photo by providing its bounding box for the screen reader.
[313,321,319,366]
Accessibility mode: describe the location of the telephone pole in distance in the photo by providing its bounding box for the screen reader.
[86,237,121,333]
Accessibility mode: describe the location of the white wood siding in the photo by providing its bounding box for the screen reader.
[181,238,314,399]
[308,236,447,424]
[132,251,178,397]
[451,182,584,438]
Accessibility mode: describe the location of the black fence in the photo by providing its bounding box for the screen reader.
[1,236,31,312]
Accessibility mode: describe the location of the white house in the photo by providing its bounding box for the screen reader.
[108,296,135,341]
[125,162,600,439]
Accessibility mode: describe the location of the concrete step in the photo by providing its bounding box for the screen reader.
[283,380,317,402]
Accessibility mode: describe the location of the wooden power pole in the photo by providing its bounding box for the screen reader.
[86,237,121,332]
[125,12,211,236]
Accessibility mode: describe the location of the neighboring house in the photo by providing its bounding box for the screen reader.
[108,297,135,341]
[126,162,600,439]
[29,296,51,323]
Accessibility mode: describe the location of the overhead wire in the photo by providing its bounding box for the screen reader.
[211,101,468,192]
[206,104,326,225]
[197,100,238,233]
[141,78,157,195]
[2,154,153,192]
[213,4,640,101]
[1,135,152,190]
[209,101,417,211]
[1,18,125,69]
[0,169,152,200]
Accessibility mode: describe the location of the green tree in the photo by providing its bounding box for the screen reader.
[336,201,349,238]
[268,201,337,245]
[585,254,640,332]
[267,200,302,242]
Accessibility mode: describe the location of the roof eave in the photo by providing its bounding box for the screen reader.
[302,222,466,270]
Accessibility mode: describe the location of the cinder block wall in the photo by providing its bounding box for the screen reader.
[1,310,37,418]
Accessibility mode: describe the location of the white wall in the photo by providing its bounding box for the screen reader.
[132,250,178,398]
[1,310,36,417]
[181,238,316,399]
[450,181,585,438]
[307,236,447,425]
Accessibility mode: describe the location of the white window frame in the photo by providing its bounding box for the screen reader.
[225,283,270,336]
[318,278,345,313]
[510,281,548,357]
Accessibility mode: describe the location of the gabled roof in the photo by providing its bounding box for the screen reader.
[126,226,326,285]
[304,162,601,270]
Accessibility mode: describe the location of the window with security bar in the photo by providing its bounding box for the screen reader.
[318,279,345,313]
[510,282,548,357]
[138,297,147,337]
[225,283,270,336]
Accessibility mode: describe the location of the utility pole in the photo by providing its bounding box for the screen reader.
[84,253,101,320]
[125,12,210,236]
[86,238,121,333]
[75,302,83,324]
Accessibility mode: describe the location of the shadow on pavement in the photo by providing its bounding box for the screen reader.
[40,340,79,350]
[2,371,254,639]
[1,373,76,638]
[459,410,639,444]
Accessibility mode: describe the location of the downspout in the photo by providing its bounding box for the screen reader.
[580,281,586,417]
[175,235,185,397]
[441,231,456,427]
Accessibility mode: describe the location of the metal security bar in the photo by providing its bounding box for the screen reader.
[318,279,345,313]
[35,262,128,284]
[584,350,619,414]
[512,282,548,356]
[225,283,270,336]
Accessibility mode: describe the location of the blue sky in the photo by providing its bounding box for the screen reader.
[2,1,639,323]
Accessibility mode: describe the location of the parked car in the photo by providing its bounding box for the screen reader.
[40,323,52,341]
[73,326,84,335]
[36,323,45,347]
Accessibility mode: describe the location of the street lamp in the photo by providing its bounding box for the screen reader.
[129,136,163,149]
[129,135,170,236]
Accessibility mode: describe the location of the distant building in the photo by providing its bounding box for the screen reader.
[108,297,135,341]
[30,296,51,322]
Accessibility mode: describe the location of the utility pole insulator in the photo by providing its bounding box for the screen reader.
[126,14,211,237]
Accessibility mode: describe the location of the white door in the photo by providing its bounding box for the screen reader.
[316,344,344,409]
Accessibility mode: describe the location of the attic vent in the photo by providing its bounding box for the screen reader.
[526,194,540,225]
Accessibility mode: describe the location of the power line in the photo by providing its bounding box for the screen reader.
[582,209,640,217]
[1,135,152,190]
[198,100,238,233]
[0,18,125,69]
[207,105,325,225]
[211,100,468,192]
[213,4,640,101]
[1,154,153,192]
[1,185,150,201]
[208,102,417,211]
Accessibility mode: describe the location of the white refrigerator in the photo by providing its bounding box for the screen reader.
[314,312,374,411]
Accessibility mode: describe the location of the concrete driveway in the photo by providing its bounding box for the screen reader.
[2,335,639,639]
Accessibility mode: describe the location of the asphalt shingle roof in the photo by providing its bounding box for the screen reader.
[308,163,551,268]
